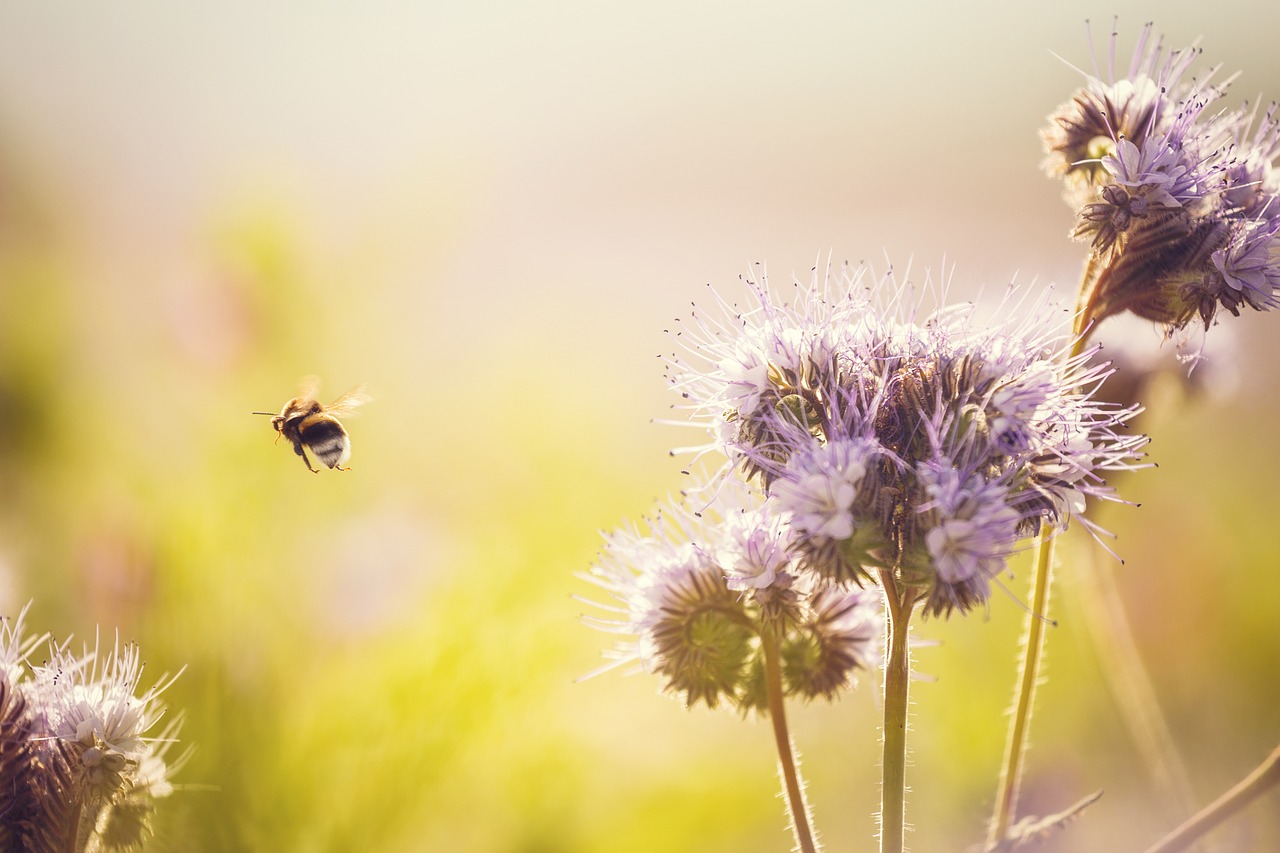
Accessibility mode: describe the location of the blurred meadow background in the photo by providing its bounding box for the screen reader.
[1,2,1278,851]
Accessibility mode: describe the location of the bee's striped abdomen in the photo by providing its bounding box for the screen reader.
[300,416,351,469]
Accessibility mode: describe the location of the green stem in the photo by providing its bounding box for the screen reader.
[879,570,917,853]
[1143,745,1280,853]
[761,626,819,853]
[986,529,1056,848]
[986,290,1096,849]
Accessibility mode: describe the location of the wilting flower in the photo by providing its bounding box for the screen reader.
[581,494,882,711]
[1043,21,1280,337]
[665,262,1147,616]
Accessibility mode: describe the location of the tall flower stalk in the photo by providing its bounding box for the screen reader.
[877,569,918,853]
[759,622,818,853]
[580,495,881,852]
[985,513,1064,848]
[582,262,1147,850]
[985,20,1280,847]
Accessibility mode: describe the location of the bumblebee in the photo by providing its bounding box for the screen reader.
[253,379,369,473]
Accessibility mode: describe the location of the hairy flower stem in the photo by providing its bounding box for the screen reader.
[987,317,1092,849]
[1142,745,1280,853]
[879,570,918,853]
[762,626,819,853]
[986,529,1056,848]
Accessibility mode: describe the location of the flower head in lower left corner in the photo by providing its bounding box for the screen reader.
[0,604,188,853]
[578,490,883,714]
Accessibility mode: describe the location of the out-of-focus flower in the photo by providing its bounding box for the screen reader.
[1091,313,1241,425]
[0,605,185,852]
[1043,21,1280,339]
[31,635,183,804]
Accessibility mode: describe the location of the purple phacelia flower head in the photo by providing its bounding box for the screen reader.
[663,262,1148,617]
[1041,22,1210,207]
[1045,21,1280,339]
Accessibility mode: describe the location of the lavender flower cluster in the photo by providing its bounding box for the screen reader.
[583,263,1147,707]
[1043,22,1280,336]
[586,491,881,711]
[0,606,184,852]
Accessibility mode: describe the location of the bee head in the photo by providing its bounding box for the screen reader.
[251,412,289,434]
[253,398,317,433]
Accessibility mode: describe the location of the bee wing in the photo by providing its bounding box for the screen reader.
[325,386,371,418]
[293,374,323,402]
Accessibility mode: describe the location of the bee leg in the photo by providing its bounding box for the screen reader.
[293,443,318,473]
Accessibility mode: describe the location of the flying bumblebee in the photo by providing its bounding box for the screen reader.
[253,378,370,473]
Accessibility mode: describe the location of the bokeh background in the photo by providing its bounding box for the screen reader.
[1,2,1277,851]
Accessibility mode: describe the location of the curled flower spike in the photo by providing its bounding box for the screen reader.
[665,261,1148,617]
[1044,21,1280,338]
[581,493,883,711]
[780,584,881,701]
